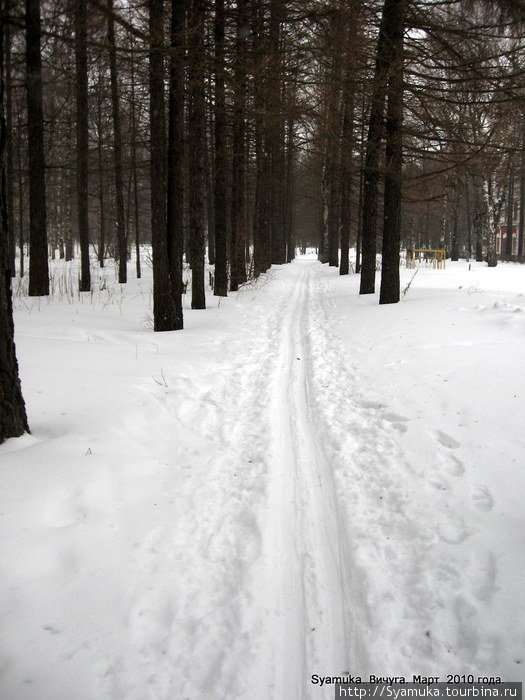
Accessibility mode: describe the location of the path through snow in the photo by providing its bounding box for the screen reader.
[1,256,523,700]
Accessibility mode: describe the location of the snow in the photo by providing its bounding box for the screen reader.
[1,253,524,699]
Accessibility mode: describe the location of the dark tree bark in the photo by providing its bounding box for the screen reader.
[379,0,406,305]
[339,22,357,276]
[74,0,91,292]
[465,170,472,259]
[360,0,402,295]
[450,172,460,261]
[252,1,271,277]
[326,18,344,268]
[268,0,286,266]
[166,0,185,326]
[149,0,177,331]
[107,0,127,284]
[518,119,525,260]
[188,0,206,309]
[473,175,484,262]
[96,73,106,268]
[213,0,228,296]
[230,0,248,291]
[5,7,14,277]
[16,120,24,276]
[505,159,514,257]
[1,7,29,443]
[130,45,141,278]
[25,0,48,296]
[284,112,295,262]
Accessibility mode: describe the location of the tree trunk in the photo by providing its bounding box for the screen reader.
[284,112,295,262]
[130,41,141,278]
[96,73,106,268]
[360,0,400,295]
[505,159,514,257]
[339,27,356,276]
[188,0,206,309]
[379,0,405,305]
[25,0,49,296]
[213,0,228,295]
[518,120,525,260]
[107,0,127,284]
[16,122,24,276]
[5,9,14,277]
[252,1,271,277]
[230,0,248,291]
[166,0,185,327]
[269,0,286,266]
[450,173,460,261]
[149,0,177,331]
[74,0,91,292]
[0,8,29,442]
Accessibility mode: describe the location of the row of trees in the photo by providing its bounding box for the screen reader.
[2,0,525,442]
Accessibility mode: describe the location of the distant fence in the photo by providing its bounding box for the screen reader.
[406,248,446,269]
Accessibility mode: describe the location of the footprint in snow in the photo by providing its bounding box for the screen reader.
[470,485,494,512]
[435,430,461,450]
[359,400,386,410]
[382,411,410,433]
[443,454,465,477]
[437,516,472,545]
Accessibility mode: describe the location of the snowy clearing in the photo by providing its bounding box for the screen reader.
[1,253,524,699]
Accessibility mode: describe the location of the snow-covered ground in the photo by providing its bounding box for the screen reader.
[1,252,524,699]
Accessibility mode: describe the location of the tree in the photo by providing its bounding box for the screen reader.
[1,3,29,443]
[107,0,127,284]
[213,0,228,296]
[149,0,178,331]
[74,0,91,292]
[166,0,185,326]
[188,0,206,309]
[379,0,406,305]
[25,0,48,296]
[230,0,249,291]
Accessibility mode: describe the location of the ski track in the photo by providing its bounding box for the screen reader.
[99,259,504,699]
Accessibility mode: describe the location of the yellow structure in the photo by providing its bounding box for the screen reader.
[406,248,446,269]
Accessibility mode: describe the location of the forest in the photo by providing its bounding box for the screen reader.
[1,1,525,696]
[3,0,525,443]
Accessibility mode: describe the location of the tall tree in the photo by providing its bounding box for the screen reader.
[339,13,359,276]
[213,0,228,296]
[188,0,206,309]
[149,0,177,331]
[25,0,48,296]
[379,0,406,305]
[75,0,91,292]
[166,0,185,326]
[230,0,248,291]
[1,4,29,443]
[252,0,271,277]
[107,0,127,284]
[5,4,14,277]
[359,0,401,296]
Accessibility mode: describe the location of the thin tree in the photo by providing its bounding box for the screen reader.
[1,4,29,443]
[107,0,127,283]
[25,0,48,296]
[339,15,359,276]
[166,0,185,326]
[360,0,404,295]
[379,0,406,305]
[149,0,177,330]
[188,0,206,309]
[230,0,248,291]
[75,0,91,292]
[213,0,227,296]
[5,3,14,276]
